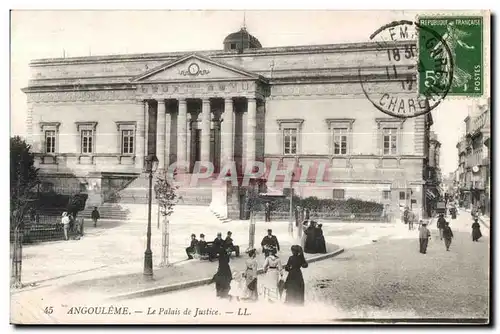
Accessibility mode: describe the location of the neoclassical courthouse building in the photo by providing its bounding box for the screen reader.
[24,28,435,219]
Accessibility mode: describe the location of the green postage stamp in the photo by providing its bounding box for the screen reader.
[418,16,483,96]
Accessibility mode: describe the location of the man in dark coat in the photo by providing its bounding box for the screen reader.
[198,234,208,256]
[224,231,240,257]
[304,221,318,254]
[261,229,280,257]
[437,214,446,240]
[209,232,224,261]
[91,207,100,227]
[443,221,454,251]
[265,202,271,222]
[185,234,199,260]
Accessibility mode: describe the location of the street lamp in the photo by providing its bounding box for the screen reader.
[143,153,159,278]
[288,172,295,237]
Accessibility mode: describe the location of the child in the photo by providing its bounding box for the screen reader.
[229,271,245,302]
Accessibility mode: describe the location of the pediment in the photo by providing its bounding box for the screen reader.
[131,53,262,82]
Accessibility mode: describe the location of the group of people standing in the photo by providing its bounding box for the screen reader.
[300,221,327,254]
[211,230,309,306]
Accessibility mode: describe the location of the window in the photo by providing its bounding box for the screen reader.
[230,43,237,50]
[383,190,391,200]
[75,122,97,155]
[283,128,297,155]
[116,121,137,156]
[383,128,398,155]
[45,130,56,154]
[333,128,348,155]
[376,118,404,156]
[333,189,345,200]
[399,191,406,200]
[122,130,134,154]
[326,119,355,156]
[39,122,60,154]
[81,130,93,154]
[277,119,304,156]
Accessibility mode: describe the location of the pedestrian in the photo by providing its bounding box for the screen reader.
[418,220,431,254]
[294,205,301,228]
[229,271,245,302]
[61,212,70,241]
[261,248,283,303]
[300,220,309,249]
[265,202,271,222]
[209,232,224,261]
[261,229,280,258]
[284,245,308,305]
[472,217,482,242]
[185,233,198,260]
[403,206,410,227]
[409,210,417,231]
[437,214,446,240]
[304,221,318,254]
[198,233,207,256]
[211,246,232,299]
[443,221,454,251]
[243,248,259,301]
[304,207,310,220]
[315,224,327,254]
[91,207,100,227]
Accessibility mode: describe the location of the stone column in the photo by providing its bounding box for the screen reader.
[135,100,146,170]
[144,101,150,155]
[221,97,234,168]
[200,98,211,164]
[177,99,188,172]
[245,97,257,170]
[156,100,166,169]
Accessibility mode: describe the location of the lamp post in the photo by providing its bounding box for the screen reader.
[288,172,295,237]
[143,154,159,278]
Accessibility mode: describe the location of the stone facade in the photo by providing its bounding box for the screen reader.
[24,35,430,218]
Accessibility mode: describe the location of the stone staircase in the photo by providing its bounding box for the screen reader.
[210,208,232,223]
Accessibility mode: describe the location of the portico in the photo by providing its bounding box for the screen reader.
[137,86,265,176]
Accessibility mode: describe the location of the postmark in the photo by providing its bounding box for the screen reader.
[359,20,454,119]
[418,16,483,96]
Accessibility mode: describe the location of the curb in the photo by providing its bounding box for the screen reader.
[109,247,345,301]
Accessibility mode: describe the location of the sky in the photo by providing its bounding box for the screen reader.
[10,10,476,174]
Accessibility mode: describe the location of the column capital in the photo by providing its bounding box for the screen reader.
[157,99,166,105]
[224,97,234,103]
[178,98,187,105]
[202,98,211,106]
[247,97,257,103]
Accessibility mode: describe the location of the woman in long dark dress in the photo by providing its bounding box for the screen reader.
[212,247,232,298]
[284,245,308,305]
[315,224,327,254]
[304,221,317,254]
[472,218,482,242]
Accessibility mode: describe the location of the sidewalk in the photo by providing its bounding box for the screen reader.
[461,208,490,228]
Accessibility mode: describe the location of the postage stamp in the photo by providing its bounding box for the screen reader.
[418,16,483,96]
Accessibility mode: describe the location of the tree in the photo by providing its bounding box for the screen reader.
[10,136,39,231]
[154,169,180,267]
[10,136,39,288]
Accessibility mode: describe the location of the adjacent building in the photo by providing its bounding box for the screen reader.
[23,27,434,219]
[456,99,490,215]
[423,131,442,217]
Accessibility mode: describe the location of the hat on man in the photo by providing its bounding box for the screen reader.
[200,233,205,238]
[267,229,272,233]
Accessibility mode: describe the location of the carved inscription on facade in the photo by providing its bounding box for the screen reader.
[26,90,136,103]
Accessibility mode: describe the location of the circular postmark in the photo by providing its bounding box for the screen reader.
[359,20,454,119]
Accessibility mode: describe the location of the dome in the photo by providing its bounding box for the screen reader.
[223,28,262,51]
